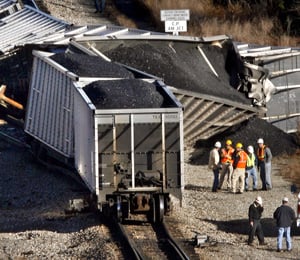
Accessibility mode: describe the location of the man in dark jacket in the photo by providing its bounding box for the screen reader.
[273,197,296,252]
[248,196,267,246]
[257,138,272,190]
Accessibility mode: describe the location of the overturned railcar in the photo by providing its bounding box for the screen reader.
[24,50,184,223]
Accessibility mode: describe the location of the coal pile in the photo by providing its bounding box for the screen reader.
[51,53,134,78]
[104,40,251,105]
[190,117,299,165]
[84,79,176,109]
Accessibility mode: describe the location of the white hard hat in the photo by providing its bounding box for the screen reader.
[247,145,254,153]
[214,141,221,148]
[255,196,263,205]
[257,138,264,144]
[283,197,289,202]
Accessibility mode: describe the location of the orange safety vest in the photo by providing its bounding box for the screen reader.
[221,147,235,164]
[236,150,248,168]
[257,145,266,161]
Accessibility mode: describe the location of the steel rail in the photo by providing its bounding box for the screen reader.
[161,222,190,260]
[116,222,146,260]
[117,218,191,259]
[0,114,190,259]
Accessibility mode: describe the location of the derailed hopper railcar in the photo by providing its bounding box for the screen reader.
[24,50,184,223]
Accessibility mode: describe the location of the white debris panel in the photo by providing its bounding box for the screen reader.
[0,4,68,54]
[236,43,300,133]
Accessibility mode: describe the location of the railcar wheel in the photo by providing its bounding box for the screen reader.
[149,194,165,223]
[116,196,122,223]
[155,194,165,223]
[149,197,156,223]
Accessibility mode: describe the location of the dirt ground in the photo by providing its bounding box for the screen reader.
[1,2,299,259]
[0,137,122,259]
[0,131,299,259]
[170,149,300,260]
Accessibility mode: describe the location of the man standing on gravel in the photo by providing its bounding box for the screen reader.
[94,0,105,13]
[257,138,272,190]
[208,141,221,192]
[232,142,248,194]
[218,139,235,191]
[273,197,296,252]
[245,145,258,191]
[248,196,267,246]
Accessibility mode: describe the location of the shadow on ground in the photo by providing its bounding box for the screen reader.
[201,218,300,238]
[185,184,212,192]
[0,141,100,234]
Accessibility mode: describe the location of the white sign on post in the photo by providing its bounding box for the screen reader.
[160,9,190,21]
[165,20,187,33]
[161,9,190,35]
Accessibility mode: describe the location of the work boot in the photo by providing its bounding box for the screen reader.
[259,242,268,246]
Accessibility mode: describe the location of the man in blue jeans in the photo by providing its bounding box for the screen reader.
[273,197,296,252]
[245,145,258,191]
[208,141,221,192]
[257,138,272,190]
[94,0,105,13]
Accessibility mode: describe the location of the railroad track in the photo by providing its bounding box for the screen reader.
[0,114,196,259]
[115,214,192,260]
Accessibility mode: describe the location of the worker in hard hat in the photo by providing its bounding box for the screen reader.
[248,196,266,246]
[208,141,221,192]
[218,139,235,191]
[257,138,273,190]
[232,142,248,194]
[245,145,258,191]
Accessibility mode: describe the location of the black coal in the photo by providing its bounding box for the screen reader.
[51,52,134,79]
[83,79,176,109]
[104,40,251,105]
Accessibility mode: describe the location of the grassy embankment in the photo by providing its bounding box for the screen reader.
[113,0,299,46]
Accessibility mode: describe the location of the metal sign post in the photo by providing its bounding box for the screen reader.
[297,192,300,227]
[160,9,190,36]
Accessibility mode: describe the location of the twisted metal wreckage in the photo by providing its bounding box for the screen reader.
[0,0,299,137]
[0,0,300,224]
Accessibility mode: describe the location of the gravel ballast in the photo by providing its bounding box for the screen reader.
[171,148,300,259]
[0,138,122,259]
[0,125,299,259]
[7,2,298,259]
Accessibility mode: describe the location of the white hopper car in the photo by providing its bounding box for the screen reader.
[24,50,184,223]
